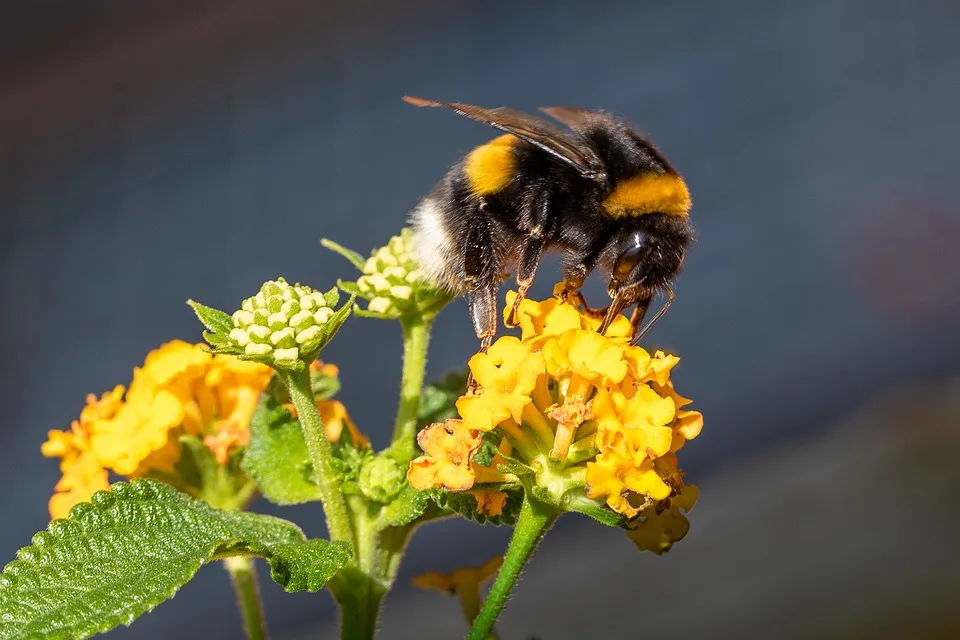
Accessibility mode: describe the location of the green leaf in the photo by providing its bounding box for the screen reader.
[0,480,352,640]
[310,365,341,400]
[299,294,355,361]
[263,539,354,592]
[242,391,321,505]
[186,300,235,336]
[335,280,363,297]
[417,369,469,428]
[428,487,523,526]
[321,238,367,271]
[322,286,340,308]
[382,485,429,527]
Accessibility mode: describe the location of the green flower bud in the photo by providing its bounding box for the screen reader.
[358,455,406,504]
[323,228,454,321]
[196,277,352,371]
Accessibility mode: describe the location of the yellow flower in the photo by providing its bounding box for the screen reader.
[626,485,699,554]
[44,341,275,518]
[407,420,483,491]
[455,337,545,432]
[470,490,508,517]
[283,395,369,448]
[413,556,503,595]
[413,556,504,625]
[41,388,121,520]
[318,399,369,448]
[410,287,703,553]
[505,286,633,347]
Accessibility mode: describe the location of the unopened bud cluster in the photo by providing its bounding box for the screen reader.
[356,230,424,315]
[229,278,334,366]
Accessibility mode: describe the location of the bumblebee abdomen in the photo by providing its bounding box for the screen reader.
[463,134,518,196]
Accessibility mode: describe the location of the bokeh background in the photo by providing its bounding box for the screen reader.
[3,1,960,638]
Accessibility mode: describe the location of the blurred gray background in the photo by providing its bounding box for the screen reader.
[2,0,959,638]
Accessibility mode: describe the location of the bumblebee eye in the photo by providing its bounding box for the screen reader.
[613,236,647,281]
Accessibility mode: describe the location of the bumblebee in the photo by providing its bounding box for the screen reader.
[405,96,693,353]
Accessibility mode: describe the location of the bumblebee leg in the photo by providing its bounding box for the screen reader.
[631,287,675,345]
[506,232,546,327]
[463,212,499,391]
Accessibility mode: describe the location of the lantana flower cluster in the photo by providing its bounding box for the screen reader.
[355,230,424,316]
[41,341,356,520]
[408,287,703,552]
[229,278,336,367]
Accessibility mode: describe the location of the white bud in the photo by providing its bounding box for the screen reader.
[270,327,296,348]
[229,328,251,346]
[273,347,300,363]
[290,310,313,330]
[295,325,322,344]
[390,285,413,300]
[368,297,393,314]
[268,312,288,331]
[244,343,272,356]
[313,308,334,325]
[383,266,406,280]
[248,325,271,343]
[232,310,255,327]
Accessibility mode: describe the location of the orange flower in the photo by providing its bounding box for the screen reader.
[410,287,703,553]
[470,490,508,517]
[407,420,483,491]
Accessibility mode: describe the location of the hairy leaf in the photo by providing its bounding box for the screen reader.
[186,300,234,337]
[242,391,320,505]
[0,480,351,640]
[382,485,429,527]
[417,370,469,429]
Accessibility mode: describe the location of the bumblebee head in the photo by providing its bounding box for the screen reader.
[603,215,690,297]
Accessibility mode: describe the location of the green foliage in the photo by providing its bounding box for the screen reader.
[263,539,354,592]
[417,369,469,428]
[428,487,524,526]
[320,239,367,271]
[0,480,352,640]
[242,386,321,505]
[381,485,430,527]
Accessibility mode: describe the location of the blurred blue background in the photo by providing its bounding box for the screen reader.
[2,1,959,638]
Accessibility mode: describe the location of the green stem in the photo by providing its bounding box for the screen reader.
[277,368,353,543]
[467,498,558,640]
[390,318,432,464]
[224,556,268,640]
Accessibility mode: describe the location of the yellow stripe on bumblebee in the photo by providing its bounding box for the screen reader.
[601,172,691,218]
[464,134,517,196]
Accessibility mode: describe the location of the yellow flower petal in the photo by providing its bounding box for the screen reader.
[470,490,508,517]
[412,556,503,594]
[457,337,544,431]
[48,452,110,520]
[407,420,483,491]
[625,485,698,554]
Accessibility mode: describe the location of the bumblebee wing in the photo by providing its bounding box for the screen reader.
[538,106,605,131]
[403,96,606,181]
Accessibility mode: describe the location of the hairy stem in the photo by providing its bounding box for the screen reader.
[277,368,353,543]
[467,498,558,640]
[224,556,268,640]
[390,318,432,463]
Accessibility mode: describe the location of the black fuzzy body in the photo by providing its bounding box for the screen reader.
[409,112,693,342]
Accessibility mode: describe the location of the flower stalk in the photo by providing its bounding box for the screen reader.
[391,317,432,464]
[467,497,558,640]
[276,368,353,543]
[223,556,268,640]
